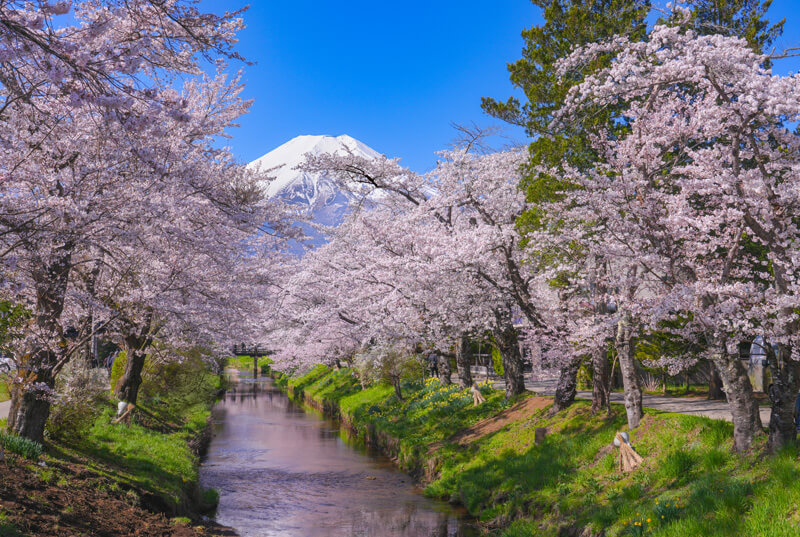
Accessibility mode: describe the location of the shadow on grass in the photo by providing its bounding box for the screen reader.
[452,440,574,515]
[433,407,626,520]
[308,369,362,403]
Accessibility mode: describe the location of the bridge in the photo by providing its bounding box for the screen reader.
[231,344,271,378]
[231,344,270,357]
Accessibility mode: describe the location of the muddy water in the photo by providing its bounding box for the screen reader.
[199,375,479,537]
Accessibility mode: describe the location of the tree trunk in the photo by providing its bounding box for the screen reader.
[115,312,155,406]
[116,349,147,404]
[616,315,643,429]
[550,356,582,415]
[7,360,55,443]
[437,353,452,385]
[9,246,73,442]
[455,334,473,387]
[708,363,725,400]
[391,374,403,401]
[766,343,800,452]
[591,345,610,414]
[709,348,763,452]
[494,325,526,399]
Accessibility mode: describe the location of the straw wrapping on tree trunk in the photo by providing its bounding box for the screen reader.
[615,432,643,473]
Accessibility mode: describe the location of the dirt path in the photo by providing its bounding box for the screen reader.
[0,400,9,421]
[449,396,552,446]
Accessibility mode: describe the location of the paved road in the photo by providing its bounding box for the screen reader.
[487,377,772,424]
[0,400,10,421]
[599,391,770,423]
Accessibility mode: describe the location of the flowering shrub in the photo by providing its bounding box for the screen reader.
[408,378,474,414]
[366,378,500,426]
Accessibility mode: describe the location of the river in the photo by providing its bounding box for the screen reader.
[199,374,480,537]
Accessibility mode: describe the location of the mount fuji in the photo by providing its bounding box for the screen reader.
[248,135,382,234]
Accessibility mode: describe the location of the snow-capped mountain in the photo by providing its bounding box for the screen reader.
[248,134,381,230]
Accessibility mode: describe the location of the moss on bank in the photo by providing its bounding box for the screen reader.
[273,365,800,537]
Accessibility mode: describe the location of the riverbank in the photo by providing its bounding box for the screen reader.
[272,364,800,537]
[0,356,234,537]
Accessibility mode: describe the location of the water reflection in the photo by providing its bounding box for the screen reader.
[200,375,479,537]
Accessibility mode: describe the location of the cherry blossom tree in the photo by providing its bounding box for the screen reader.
[544,12,800,451]
[269,145,546,399]
[0,2,299,441]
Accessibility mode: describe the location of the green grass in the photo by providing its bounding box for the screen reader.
[339,383,394,418]
[340,377,509,446]
[58,403,205,510]
[50,354,222,514]
[0,374,9,403]
[0,430,43,460]
[301,366,362,403]
[0,508,22,537]
[276,366,800,537]
[428,403,800,537]
[287,364,333,394]
[290,367,510,448]
[226,355,272,373]
[282,366,513,472]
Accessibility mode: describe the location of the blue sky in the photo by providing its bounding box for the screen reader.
[207,0,800,173]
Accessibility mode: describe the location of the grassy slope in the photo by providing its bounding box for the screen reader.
[0,362,226,536]
[278,366,800,537]
[5,363,221,515]
[51,400,213,513]
[0,373,9,402]
[226,355,272,373]
[0,444,228,537]
[282,365,510,445]
[431,404,790,537]
[69,359,222,512]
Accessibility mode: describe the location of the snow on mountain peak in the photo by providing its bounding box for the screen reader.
[247,135,382,248]
[247,134,381,199]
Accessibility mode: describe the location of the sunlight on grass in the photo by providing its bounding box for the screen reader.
[226,355,272,373]
[279,366,800,537]
[72,405,202,508]
[0,374,10,403]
